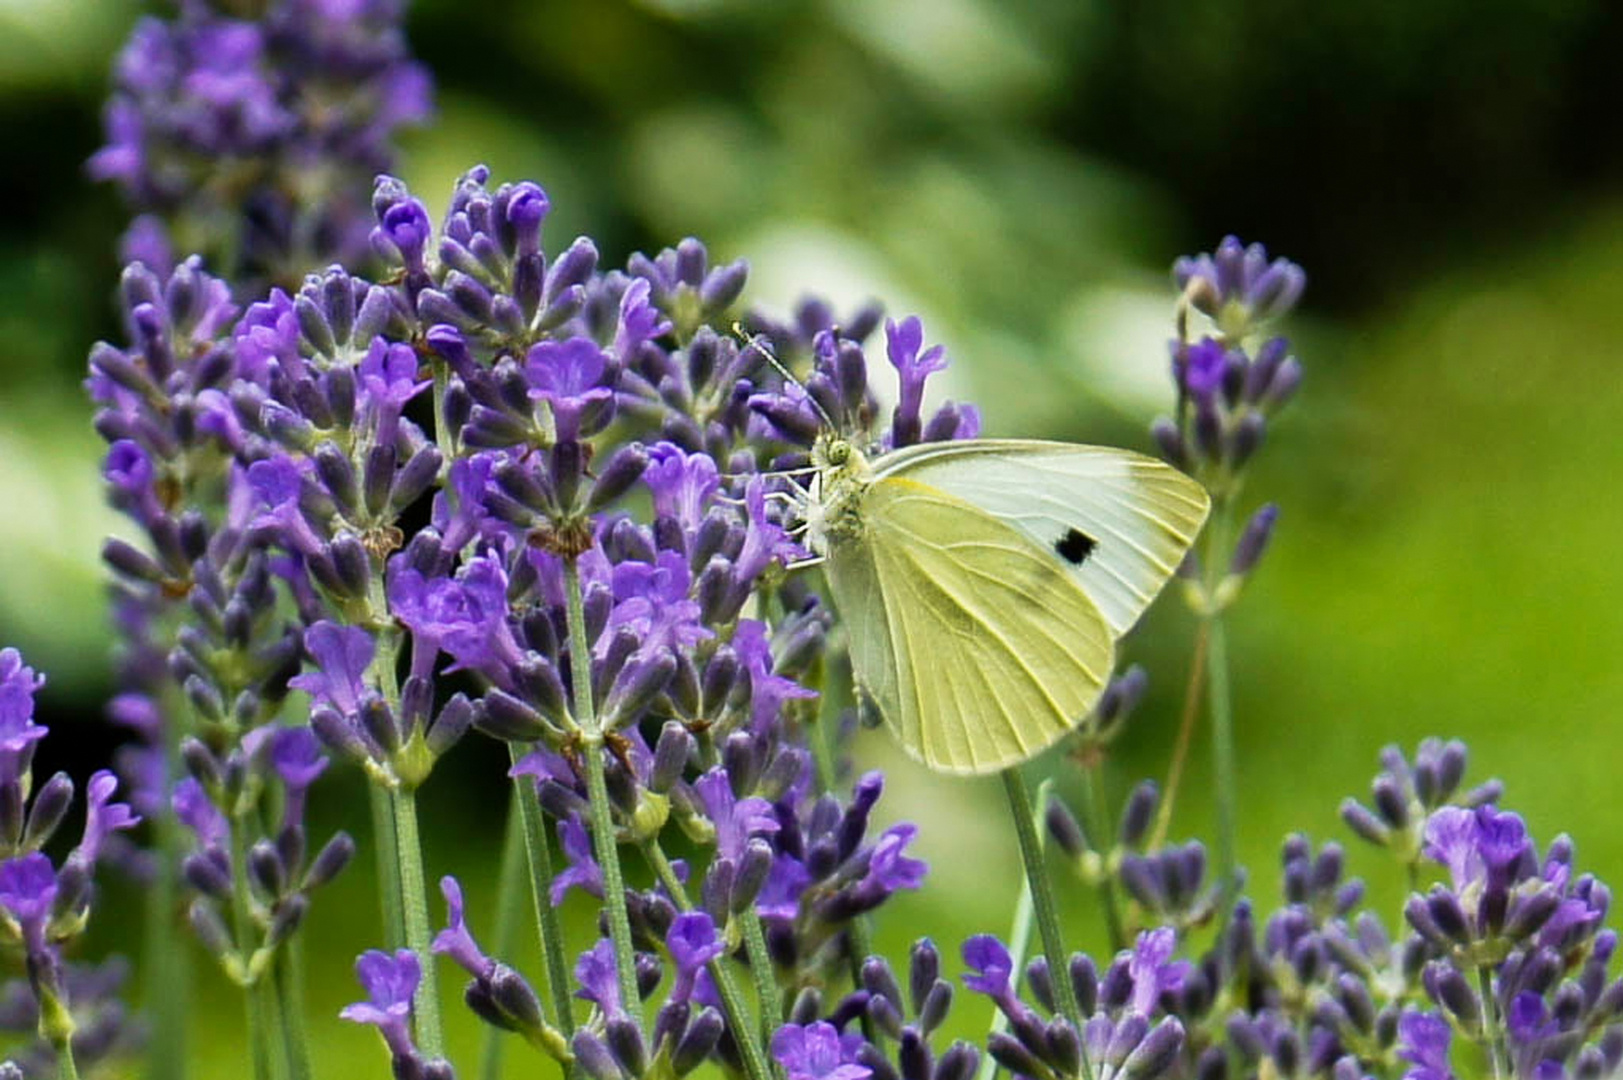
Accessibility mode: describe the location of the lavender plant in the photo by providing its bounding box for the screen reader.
[57,6,1623,1080]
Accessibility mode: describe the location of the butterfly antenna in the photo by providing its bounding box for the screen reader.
[734,321,837,431]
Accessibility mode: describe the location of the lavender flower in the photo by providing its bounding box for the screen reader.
[432,877,561,1058]
[1173,235,1306,336]
[1396,1010,1454,1080]
[343,949,453,1078]
[91,0,431,284]
[771,1021,871,1080]
[667,912,725,1005]
[0,651,140,1075]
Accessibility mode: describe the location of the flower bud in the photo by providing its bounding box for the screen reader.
[188,899,235,958]
[588,444,649,512]
[651,722,692,794]
[23,773,74,851]
[672,1008,723,1075]
[183,852,233,899]
[1041,797,1086,858]
[362,443,396,518]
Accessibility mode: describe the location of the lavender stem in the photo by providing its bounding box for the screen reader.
[1001,767,1095,1080]
[40,988,81,1080]
[1478,966,1507,1080]
[975,778,1046,1080]
[739,906,782,1048]
[639,838,775,1080]
[479,788,526,1080]
[368,784,406,948]
[565,557,643,1034]
[363,582,408,951]
[230,809,278,1080]
[274,938,313,1080]
[1077,764,1126,952]
[1204,499,1240,915]
[1148,622,1210,851]
[505,742,578,1048]
[389,786,446,1057]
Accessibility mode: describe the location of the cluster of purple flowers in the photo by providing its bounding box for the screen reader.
[0,650,141,1076]
[72,10,1623,1080]
[1155,236,1302,597]
[90,0,431,286]
[86,145,973,1078]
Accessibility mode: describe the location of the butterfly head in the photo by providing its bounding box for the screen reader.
[811,431,871,486]
[802,432,873,554]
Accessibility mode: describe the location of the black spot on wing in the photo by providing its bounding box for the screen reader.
[1055,527,1097,565]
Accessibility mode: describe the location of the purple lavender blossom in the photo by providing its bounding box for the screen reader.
[172,779,228,850]
[1174,236,1306,330]
[76,772,141,867]
[341,949,422,1061]
[574,939,623,1016]
[0,651,47,783]
[961,936,1018,1013]
[692,768,778,862]
[271,727,328,829]
[770,1021,871,1080]
[643,443,721,532]
[1421,804,1534,905]
[1396,1010,1453,1080]
[1125,928,1189,1017]
[857,824,927,896]
[0,854,58,955]
[550,816,604,906]
[289,622,375,716]
[526,337,615,442]
[432,877,493,980]
[667,912,724,1004]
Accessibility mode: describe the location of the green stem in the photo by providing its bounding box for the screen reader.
[581,737,641,1022]
[1206,613,1237,909]
[53,1041,79,1080]
[507,743,578,1045]
[641,840,776,1080]
[275,940,313,1080]
[1077,764,1126,952]
[364,609,408,951]
[563,558,643,1032]
[739,909,782,1049]
[480,787,528,1080]
[1204,500,1239,917]
[144,693,191,1080]
[1001,768,1093,1080]
[229,813,277,1080]
[369,784,407,949]
[1478,966,1506,1080]
[976,779,1046,1080]
[1148,621,1209,851]
[390,787,446,1058]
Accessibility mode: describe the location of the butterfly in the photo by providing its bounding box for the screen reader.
[798,431,1210,775]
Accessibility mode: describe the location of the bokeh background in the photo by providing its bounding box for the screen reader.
[3,0,1623,1072]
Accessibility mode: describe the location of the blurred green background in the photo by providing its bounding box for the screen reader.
[4,0,1623,1072]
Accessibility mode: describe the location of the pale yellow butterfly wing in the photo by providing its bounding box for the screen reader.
[872,440,1210,638]
[825,475,1115,775]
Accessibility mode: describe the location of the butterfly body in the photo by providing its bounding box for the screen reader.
[802,433,1209,776]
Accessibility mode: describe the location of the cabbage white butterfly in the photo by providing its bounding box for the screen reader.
[800,432,1210,775]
